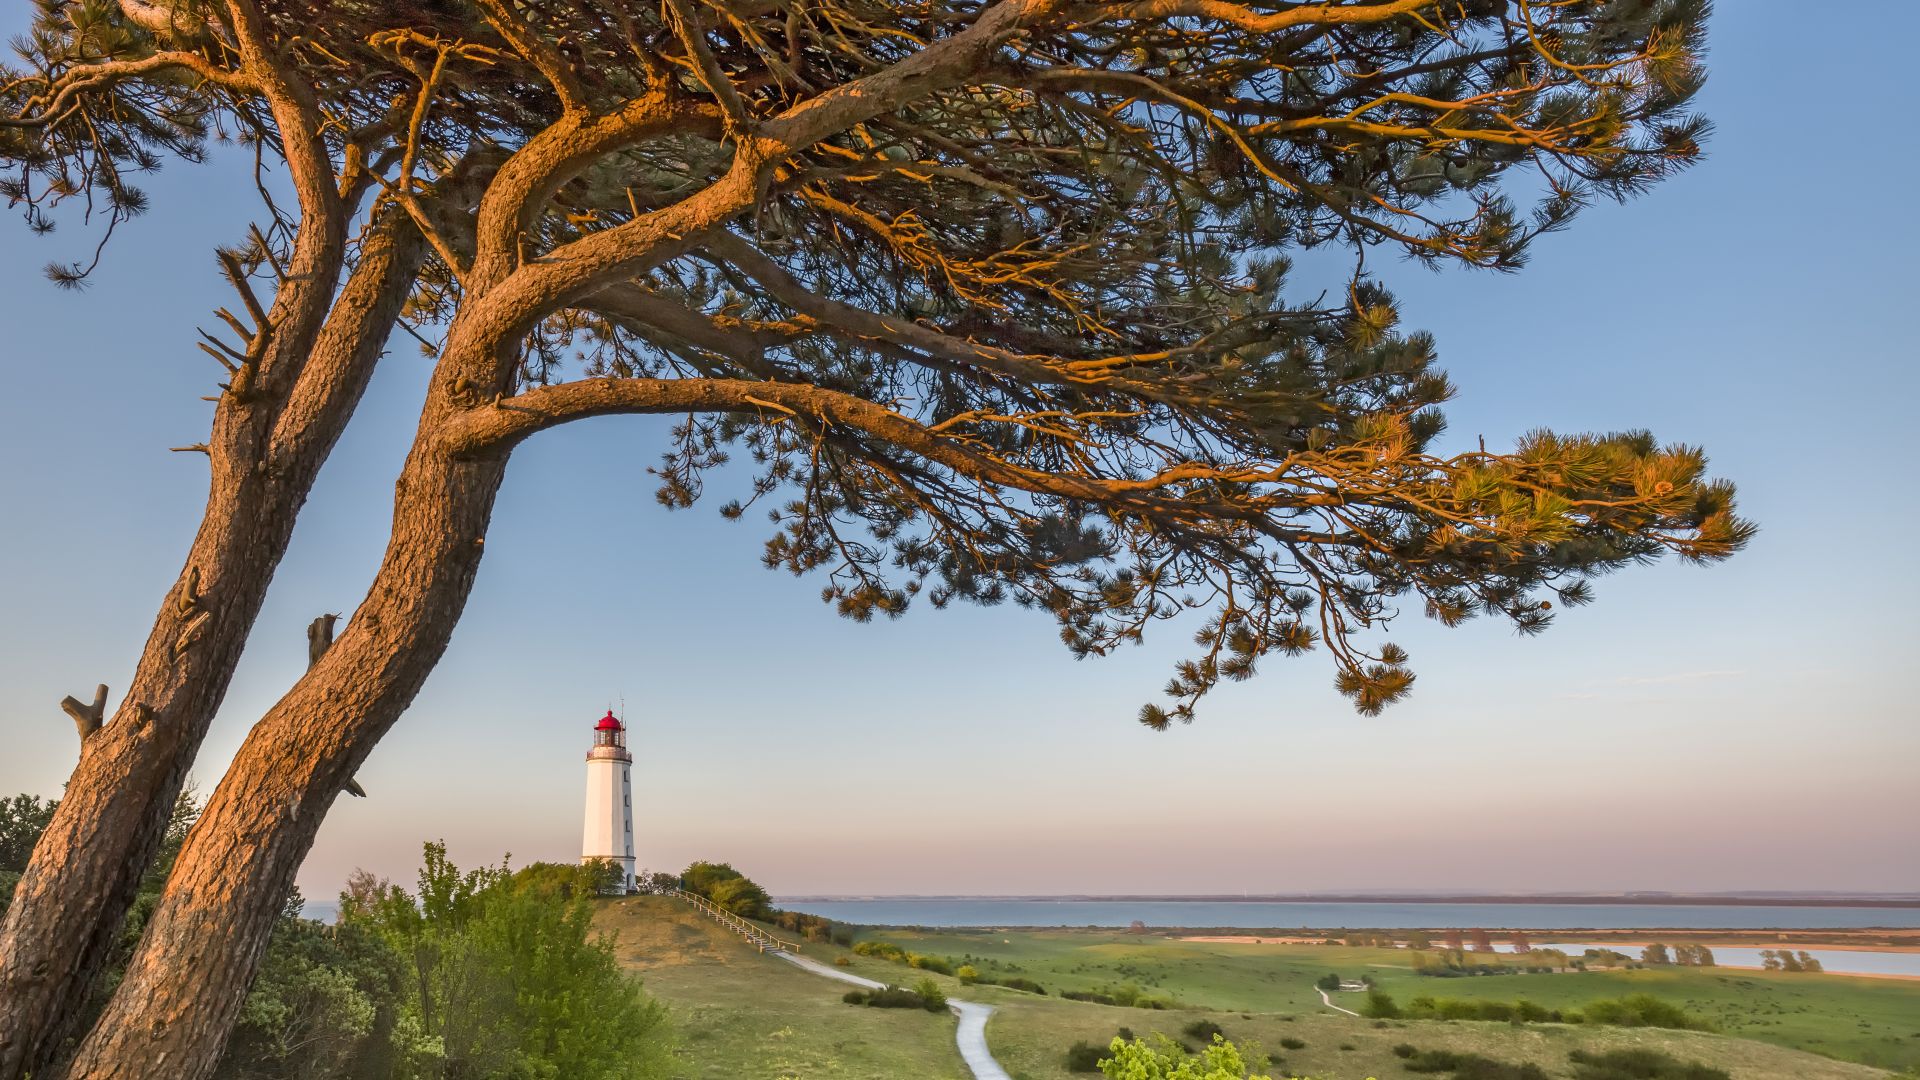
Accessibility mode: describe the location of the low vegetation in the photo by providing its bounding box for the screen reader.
[1569,1048,1732,1080]
[667,862,850,943]
[1059,983,1175,1009]
[1366,991,1710,1030]
[6,792,670,1080]
[1095,1036,1266,1080]
[841,978,949,1013]
[851,938,960,975]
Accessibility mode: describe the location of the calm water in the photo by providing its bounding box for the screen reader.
[777,898,1920,931]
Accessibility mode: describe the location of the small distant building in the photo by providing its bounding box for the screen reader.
[581,710,636,892]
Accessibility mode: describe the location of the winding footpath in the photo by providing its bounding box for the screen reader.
[1316,986,1360,1017]
[777,952,1012,1080]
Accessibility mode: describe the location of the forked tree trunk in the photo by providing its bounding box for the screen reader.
[55,405,513,1079]
[0,217,423,1079]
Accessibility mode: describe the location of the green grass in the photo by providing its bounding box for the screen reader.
[591,907,1914,1079]
[593,896,969,1079]
[840,927,1920,1074]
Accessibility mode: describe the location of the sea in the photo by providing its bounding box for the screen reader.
[774,898,1920,932]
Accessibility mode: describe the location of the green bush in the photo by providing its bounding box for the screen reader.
[913,977,948,1011]
[1278,1036,1306,1050]
[907,952,955,975]
[1183,1019,1227,1042]
[1568,1048,1731,1080]
[347,844,672,1080]
[1577,994,1711,1031]
[1316,972,1341,991]
[997,976,1046,995]
[1065,1040,1107,1073]
[1394,1043,1419,1058]
[1362,988,1401,1018]
[853,940,906,962]
[843,983,946,1012]
[956,964,980,984]
[1403,1049,1550,1079]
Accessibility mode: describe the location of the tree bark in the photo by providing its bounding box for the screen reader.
[55,378,511,1079]
[0,215,422,1079]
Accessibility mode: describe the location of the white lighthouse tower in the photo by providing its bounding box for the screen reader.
[581,709,636,892]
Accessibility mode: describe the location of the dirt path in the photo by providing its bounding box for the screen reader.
[1317,986,1360,1017]
[776,952,1011,1080]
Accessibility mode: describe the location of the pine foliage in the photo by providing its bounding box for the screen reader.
[2,0,1749,723]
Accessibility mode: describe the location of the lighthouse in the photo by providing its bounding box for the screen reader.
[581,710,636,892]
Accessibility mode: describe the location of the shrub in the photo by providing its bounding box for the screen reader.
[1394,1044,1419,1058]
[1577,994,1710,1031]
[843,984,945,1011]
[956,964,980,984]
[907,952,955,976]
[913,976,948,1012]
[1362,989,1401,1019]
[1404,1049,1550,1079]
[1279,1036,1306,1050]
[1316,972,1341,991]
[997,977,1046,995]
[1064,1040,1107,1073]
[1100,1035,1266,1080]
[1183,1019,1227,1042]
[1568,1048,1732,1080]
[853,940,905,962]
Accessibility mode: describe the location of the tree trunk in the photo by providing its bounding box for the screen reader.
[0,216,422,1079]
[55,411,512,1079]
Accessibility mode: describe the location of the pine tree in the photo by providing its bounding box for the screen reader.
[2,2,1743,1074]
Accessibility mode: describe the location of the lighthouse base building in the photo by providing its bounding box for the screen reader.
[581,710,636,892]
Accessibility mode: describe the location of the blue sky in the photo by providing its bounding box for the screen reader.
[2,3,1916,899]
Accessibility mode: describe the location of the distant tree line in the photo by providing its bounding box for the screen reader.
[1411,948,1570,977]
[1760,949,1823,973]
[1640,943,1717,966]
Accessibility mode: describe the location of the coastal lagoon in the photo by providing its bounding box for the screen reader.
[778,898,1920,931]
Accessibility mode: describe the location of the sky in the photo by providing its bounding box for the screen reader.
[2,3,1916,901]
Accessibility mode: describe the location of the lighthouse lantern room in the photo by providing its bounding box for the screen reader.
[581,710,636,892]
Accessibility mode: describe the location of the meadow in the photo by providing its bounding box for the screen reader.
[852,926,1920,1072]
[594,898,1917,1079]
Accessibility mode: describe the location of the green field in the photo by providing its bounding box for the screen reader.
[851,926,1920,1073]
[595,899,1916,1079]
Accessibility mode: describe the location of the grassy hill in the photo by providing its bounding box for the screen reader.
[593,895,969,1080]
[594,901,1905,1079]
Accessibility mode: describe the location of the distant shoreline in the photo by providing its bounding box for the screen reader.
[777,894,1920,909]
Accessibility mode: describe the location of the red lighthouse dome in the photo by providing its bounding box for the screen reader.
[595,710,623,732]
